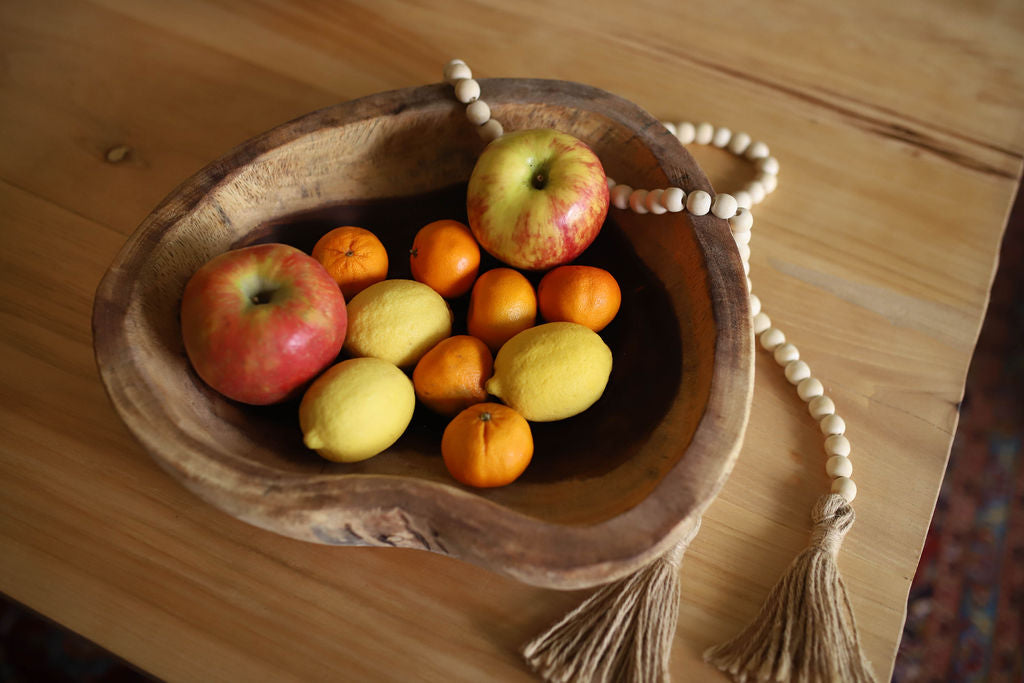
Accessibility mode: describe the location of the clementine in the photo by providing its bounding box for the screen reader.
[311,226,389,300]
[441,402,533,488]
[467,268,537,353]
[410,219,481,298]
[537,265,621,332]
[412,335,493,416]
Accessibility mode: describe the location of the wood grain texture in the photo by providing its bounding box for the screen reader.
[2,0,1023,681]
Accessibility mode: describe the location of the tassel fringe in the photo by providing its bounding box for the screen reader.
[703,494,876,683]
[522,519,701,683]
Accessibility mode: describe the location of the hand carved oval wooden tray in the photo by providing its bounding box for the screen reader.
[92,79,753,590]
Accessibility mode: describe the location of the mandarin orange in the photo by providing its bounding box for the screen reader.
[412,335,493,416]
[409,219,481,298]
[441,402,533,488]
[467,268,537,353]
[311,226,388,300]
[537,265,621,332]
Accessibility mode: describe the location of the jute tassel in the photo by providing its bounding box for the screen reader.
[703,493,876,683]
[522,518,701,683]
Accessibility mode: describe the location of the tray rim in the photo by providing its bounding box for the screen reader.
[92,77,754,589]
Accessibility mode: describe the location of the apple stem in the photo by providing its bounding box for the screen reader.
[532,173,547,190]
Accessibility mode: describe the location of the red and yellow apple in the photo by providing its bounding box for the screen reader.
[180,243,347,405]
[466,128,609,270]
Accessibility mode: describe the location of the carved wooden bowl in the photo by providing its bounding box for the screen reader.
[92,79,753,590]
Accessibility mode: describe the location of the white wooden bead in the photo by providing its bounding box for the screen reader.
[831,476,857,502]
[826,455,853,479]
[442,62,468,83]
[661,187,685,212]
[825,434,851,457]
[712,193,739,219]
[446,62,472,84]
[676,122,696,144]
[760,327,785,351]
[746,276,753,292]
[712,126,732,148]
[759,156,780,175]
[736,241,751,261]
[444,59,468,81]
[809,395,836,420]
[686,190,711,215]
[785,360,811,384]
[478,118,503,141]
[606,177,617,189]
[742,259,750,276]
[728,131,751,155]
[610,184,633,210]
[746,140,770,160]
[746,180,767,204]
[466,100,491,125]
[695,122,714,145]
[811,395,835,421]
[753,312,771,334]
[629,189,649,214]
[645,189,667,214]
[733,190,753,210]
[454,78,481,103]
[759,173,778,194]
[729,207,753,234]
[773,343,800,365]
[734,232,752,250]
[798,377,825,401]
[820,413,846,436]
[662,121,677,136]
[749,293,762,317]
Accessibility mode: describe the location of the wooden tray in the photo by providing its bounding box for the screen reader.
[92,79,753,590]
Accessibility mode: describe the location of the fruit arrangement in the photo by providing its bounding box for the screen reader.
[179,129,621,488]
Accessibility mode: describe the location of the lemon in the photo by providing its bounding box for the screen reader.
[299,357,415,462]
[344,279,452,368]
[485,322,612,422]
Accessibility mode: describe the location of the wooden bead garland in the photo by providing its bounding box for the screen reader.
[603,120,874,680]
[444,59,504,141]
[442,55,857,504]
[599,117,858,502]
[444,62,874,683]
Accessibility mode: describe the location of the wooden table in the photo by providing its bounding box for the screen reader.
[2,2,1022,680]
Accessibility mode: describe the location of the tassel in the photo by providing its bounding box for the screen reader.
[703,494,876,683]
[522,519,701,683]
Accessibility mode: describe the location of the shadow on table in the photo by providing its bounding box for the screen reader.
[0,595,153,683]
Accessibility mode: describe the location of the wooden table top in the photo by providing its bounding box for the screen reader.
[2,2,1022,680]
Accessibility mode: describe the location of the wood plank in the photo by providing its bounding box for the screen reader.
[1,0,1023,681]
[0,0,338,233]
[92,0,1024,159]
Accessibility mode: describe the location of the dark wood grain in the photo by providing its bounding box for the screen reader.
[91,78,753,590]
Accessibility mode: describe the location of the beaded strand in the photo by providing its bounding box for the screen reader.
[444,60,857,502]
[444,59,504,142]
[607,130,856,502]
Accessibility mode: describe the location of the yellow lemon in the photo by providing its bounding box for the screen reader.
[299,357,415,462]
[343,279,452,368]
[485,322,612,422]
